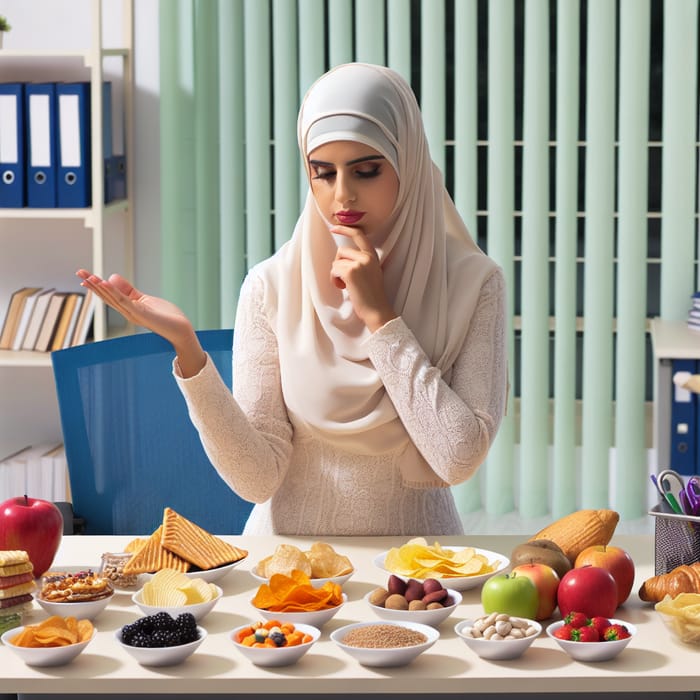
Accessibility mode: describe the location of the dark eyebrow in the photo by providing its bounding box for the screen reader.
[308,155,386,167]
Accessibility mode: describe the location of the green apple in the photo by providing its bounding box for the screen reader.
[481,572,539,619]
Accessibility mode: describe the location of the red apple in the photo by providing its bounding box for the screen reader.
[557,565,618,619]
[574,544,635,606]
[511,562,560,620]
[0,496,63,577]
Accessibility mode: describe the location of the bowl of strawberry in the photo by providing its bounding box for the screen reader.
[546,612,636,662]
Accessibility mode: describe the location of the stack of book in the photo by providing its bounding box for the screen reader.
[688,292,700,332]
[0,444,69,503]
[0,287,95,352]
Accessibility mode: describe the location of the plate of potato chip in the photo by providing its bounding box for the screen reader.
[373,538,508,591]
[251,542,354,587]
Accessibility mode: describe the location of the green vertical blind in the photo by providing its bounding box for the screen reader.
[159,0,699,521]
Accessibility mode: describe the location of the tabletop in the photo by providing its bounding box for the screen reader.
[1,533,698,695]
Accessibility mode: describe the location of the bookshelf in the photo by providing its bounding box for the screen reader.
[0,0,134,454]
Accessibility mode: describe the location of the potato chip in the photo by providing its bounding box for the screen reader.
[304,542,353,578]
[260,544,313,578]
[141,567,218,606]
[384,539,497,579]
[252,569,343,612]
[10,615,93,648]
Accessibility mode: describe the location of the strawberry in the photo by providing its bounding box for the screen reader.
[603,623,631,641]
[553,624,576,640]
[564,611,589,628]
[589,616,612,636]
[572,625,600,642]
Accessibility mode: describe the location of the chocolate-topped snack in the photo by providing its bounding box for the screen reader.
[39,569,114,602]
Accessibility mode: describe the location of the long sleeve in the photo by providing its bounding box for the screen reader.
[174,273,294,503]
[366,268,507,485]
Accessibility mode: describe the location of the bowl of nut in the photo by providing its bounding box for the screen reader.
[455,613,541,660]
[366,575,462,627]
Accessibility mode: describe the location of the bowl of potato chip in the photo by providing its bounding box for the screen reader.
[251,542,354,587]
[373,538,509,591]
[1,616,96,667]
[656,593,700,644]
[251,569,347,628]
[132,568,223,622]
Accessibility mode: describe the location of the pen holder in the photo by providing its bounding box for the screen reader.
[649,504,700,575]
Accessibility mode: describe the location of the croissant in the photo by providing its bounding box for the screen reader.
[638,562,700,602]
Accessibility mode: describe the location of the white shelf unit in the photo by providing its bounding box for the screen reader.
[0,0,134,369]
[0,0,134,454]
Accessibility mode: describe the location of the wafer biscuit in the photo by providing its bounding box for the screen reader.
[0,572,34,590]
[0,595,33,612]
[0,581,36,599]
[122,525,190,575]
[0,551,29,567]
[161,507,248,570]
[0,561,33,577]
[124,537,148,554]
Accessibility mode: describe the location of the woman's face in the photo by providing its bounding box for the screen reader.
[308,140,399,240]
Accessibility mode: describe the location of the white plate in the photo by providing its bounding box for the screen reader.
[142,557,247,584]
[364,588,462,627]
[249,566,354,588]
[373,546,509,591]
[331,621,439,667]
[546,619,636,662]
[114,626,207,667]
[2,625,96,667]
[230,622,320,667]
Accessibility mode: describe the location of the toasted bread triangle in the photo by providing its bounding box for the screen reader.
[122,525,190,574]
[161,507,248,570]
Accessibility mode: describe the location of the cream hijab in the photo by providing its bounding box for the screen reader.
[256,63,498,488]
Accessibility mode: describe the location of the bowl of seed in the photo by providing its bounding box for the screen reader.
[330,621,439,667]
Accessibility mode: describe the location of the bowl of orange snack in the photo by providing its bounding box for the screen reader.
[230,619,320,667]
[250,569,347,628]
[1,615,96,667]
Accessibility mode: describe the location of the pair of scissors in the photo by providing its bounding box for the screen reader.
[651,470,700,516]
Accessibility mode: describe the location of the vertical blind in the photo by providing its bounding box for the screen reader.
[159,0,700,521]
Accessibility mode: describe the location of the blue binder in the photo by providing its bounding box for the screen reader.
[0,83,25,207]
[56,82,91,208]
[671,358,698,475]
[26,82,58,208]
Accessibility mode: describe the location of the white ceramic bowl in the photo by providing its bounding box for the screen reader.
[251,593,347,628]
[454,617,541,660]
[34,591,114,621]
[141,558,247,584]
[131,584,222,622]
[230,622,320,667]
[249,566,354,588]
[1,625,96,667]
[114,625,207,667]
[373,546,509,591]
[365,588,462,627]
[331,621,439,667]
[546,619,636,662]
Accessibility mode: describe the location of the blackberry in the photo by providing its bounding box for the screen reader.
[127,632,150,648]
[175,613,198,643]
[120,623,138,643]
[269,631,286,647]
[152,612,176,631]
[151,629,177,647]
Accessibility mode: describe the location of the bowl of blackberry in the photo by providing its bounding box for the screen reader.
[115,612,207,666]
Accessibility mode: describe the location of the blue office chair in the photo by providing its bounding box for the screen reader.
[50,329,253,535]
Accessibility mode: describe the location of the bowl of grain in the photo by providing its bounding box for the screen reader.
[330,621,439,667]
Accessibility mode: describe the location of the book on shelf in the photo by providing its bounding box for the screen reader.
[50,292,83,352]
[20,288,56,350]
[34,292,68,353]
[0,287,43,350]
[10,288,45,351]
[0,443,69,502]
[0,446,32,502]
[70,289,95,347]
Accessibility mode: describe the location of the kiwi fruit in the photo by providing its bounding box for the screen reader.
[509,538,572,579]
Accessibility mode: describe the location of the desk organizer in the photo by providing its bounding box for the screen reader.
[649,504,700,575]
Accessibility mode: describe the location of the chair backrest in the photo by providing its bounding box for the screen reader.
[51,329,253,535]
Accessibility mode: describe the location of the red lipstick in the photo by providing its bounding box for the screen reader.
[335,210,365,225]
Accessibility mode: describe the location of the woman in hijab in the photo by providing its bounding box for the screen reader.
[77,63,507,535]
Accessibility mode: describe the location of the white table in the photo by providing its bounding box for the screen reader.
[1,533,698,696]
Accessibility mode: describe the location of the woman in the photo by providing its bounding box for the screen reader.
[78,63,507,535]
